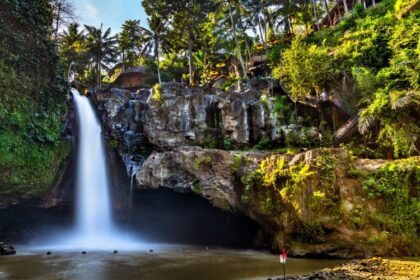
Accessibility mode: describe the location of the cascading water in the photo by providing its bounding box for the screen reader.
[48,88,144,250]
[72,88,113,240]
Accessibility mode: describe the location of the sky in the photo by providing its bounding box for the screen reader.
[73,0,149,33]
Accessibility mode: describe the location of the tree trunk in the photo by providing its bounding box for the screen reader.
[266,11,276,38]
[335,0,342,20]
[343,0,349,15]
[324,0,333,26]
[239,19,252,63]
[229,6,248,79]
[313,0,321,30]
[188,28,194,85]
[257,15,269,56]
[289,17,294,34]
[97,61,102,88]
[122,52,126,72]
[53,2,62,40]
[155,36,162,84]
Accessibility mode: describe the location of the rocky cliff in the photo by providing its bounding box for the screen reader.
[90,83,419,258]
[94,83,319,153]
[138,147,419,258]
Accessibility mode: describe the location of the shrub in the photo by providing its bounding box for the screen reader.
[272,37,338,100]
[152,83,163,102]
[193,156,212,170]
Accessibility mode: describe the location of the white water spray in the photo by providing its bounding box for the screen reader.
[49,89,144,250]
[73,89,113,239]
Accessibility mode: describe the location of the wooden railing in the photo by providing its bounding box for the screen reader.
[333,114,359,144]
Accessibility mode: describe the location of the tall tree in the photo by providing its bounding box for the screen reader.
[84,24,117,87]
[118,20,143,70]
[323,0,333,26]
[139,14,172,84]
[49,0,77,40]
[142,0,216,85]
[244,0,270,46]
[270,0,300,34]
[59,22,85,77]
[343,0,349,15]
[216,0,248,79]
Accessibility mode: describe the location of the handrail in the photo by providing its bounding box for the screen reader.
[333,115,359,144]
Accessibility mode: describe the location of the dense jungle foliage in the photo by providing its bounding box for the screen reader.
[0,0,418,209]
[273,0,420,157]
[0,0,70,200]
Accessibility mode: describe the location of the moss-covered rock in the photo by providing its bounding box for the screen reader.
[138,147,419,257]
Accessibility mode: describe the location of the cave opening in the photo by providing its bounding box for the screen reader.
[205,102,222,129]
[121,188,260,248]
[247,106,256,145]
[0,188,261,249]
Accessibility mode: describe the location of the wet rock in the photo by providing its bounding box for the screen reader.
[137,146,268,209]
[0,241,16,255]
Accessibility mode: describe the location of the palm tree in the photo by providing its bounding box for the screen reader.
[59,23,85,75]
[84,24,117,88]
[270,0,300,34]
[118,20,143,71]
[140,14,172,84]
[245,1,268,52]
[216,0,248,79]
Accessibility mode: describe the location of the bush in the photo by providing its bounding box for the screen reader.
[362,157,419,242]
[272,37,338,100]
[152,83,163,102]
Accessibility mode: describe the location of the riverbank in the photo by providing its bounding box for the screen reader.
[289,257,420,279]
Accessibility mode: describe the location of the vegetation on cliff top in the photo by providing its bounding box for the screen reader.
[273,0,419,157]
[56,0,419,159]
[0,0,70,200]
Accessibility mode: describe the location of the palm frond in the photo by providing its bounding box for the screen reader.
[358,114,377,134]
[391,91,420,109]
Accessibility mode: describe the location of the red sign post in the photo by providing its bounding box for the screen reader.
[279,248,287,279]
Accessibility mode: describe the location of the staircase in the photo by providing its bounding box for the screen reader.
[331,96,359,145]
[277,79,360,145]
[331,96,358,116]
[333,114,359,144]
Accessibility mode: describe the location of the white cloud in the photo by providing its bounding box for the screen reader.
[84,2,101,26]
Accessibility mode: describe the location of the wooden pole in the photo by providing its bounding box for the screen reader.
[283,262,286,280]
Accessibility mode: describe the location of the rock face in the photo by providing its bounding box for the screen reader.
[91,83,418,258]
[137,146,267,209]
[144,83,319,148]
[95,83,319,154]
[138,147,419,258]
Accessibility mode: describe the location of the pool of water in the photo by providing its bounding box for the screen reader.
[0,246,346,280]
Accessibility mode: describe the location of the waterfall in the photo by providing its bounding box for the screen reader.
[60,89,142,250]
[72,89,113,239]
